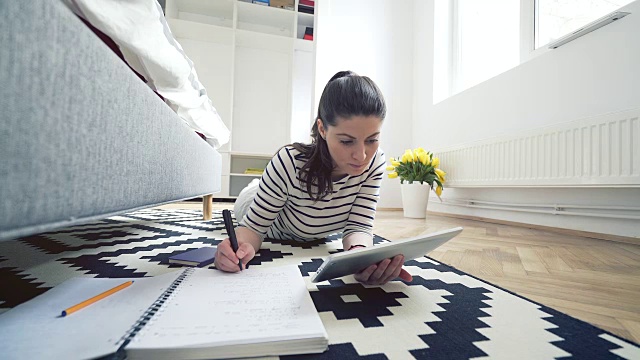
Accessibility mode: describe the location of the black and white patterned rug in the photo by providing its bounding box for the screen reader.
[1,208,638,359]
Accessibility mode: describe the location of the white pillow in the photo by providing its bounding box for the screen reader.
[63,0,230,149]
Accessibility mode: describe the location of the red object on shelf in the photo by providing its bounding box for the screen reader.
[300,0,314,6]
[303,27,313,41]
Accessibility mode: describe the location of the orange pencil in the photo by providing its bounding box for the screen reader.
[61,280,134,317]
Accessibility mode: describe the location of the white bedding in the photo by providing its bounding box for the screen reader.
[63,0,230,149]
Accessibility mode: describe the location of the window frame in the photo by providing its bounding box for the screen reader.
[521,0,633,61]
[520,0,549,62]
[447,0,529,96]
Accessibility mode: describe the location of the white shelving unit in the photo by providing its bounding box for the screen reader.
[228,152,272,196]
[164,0,317,198]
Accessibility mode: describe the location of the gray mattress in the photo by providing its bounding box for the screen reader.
[0,1,221,241]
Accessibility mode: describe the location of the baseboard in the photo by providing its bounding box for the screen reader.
[184,203,637,244]
[426,210,638,245]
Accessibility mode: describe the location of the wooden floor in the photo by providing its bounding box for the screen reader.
[158,201,640,344]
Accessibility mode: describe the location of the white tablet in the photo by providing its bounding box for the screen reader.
[311,227,463,283]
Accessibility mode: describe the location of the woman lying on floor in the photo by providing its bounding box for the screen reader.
[215,71,412,286]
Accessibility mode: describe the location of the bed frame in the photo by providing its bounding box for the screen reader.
[0,1,221,241]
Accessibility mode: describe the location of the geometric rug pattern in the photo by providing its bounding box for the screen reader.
[0,208,638,359]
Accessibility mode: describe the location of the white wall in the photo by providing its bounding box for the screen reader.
[314,0,415,208]
[413,1,640,237]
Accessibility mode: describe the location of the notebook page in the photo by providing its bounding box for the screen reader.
[127,265,327,351]
[0,270,183,360]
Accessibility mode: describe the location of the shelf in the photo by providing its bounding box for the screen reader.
[297,12,314,27]
[167,18,234,45]
[295,12,313,40]
[294,38,313,52]
[230,173,263,177]
[170,0,234,27]
[229,153,271,176]
[229,176,257,197]
[228,151,270,196]
[236,0,294,37]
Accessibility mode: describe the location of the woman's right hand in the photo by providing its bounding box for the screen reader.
[214,238,256,272]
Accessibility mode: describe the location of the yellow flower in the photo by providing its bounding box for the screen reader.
[401,149,414,163]
[435,185,443,196]
[417,151,430,165]
[389,148,445,189]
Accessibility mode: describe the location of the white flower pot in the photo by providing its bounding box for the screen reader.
[400,182,430,218]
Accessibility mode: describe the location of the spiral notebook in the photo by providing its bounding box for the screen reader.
[0,265,328,360]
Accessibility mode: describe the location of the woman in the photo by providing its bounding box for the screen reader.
[215,71,412,285]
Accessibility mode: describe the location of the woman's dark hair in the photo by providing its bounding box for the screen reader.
[290,70,386,201]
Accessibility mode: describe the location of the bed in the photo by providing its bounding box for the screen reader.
[0,1,224,241]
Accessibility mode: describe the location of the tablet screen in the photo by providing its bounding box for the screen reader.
[311,227,463,283]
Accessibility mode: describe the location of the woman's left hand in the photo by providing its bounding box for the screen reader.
[353,254,413,285]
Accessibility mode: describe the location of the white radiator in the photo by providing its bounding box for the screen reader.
[437,108,640,187]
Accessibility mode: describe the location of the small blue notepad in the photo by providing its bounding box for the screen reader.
[168,247,217,267]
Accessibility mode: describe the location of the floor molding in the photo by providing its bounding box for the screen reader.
[425,210,638,245]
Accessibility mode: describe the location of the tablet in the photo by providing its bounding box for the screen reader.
[311,227,463,283]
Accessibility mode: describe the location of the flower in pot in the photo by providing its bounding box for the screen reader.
[386,148,446,218]
[387,148,446,197]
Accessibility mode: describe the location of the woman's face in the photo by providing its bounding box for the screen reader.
[317,115,383,177]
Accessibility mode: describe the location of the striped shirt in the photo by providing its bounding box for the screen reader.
[239,146,386,241]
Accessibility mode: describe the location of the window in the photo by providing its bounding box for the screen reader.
[433,0,634,103]
[535,0,635,49]
[453,0,520,93]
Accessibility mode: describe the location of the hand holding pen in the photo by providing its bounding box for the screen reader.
[215,210,257,272]
[222,209,242,271]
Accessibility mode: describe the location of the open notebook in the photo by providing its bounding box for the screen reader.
[0,265,328,360]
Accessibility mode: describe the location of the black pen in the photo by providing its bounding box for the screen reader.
[222,209,243,271]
